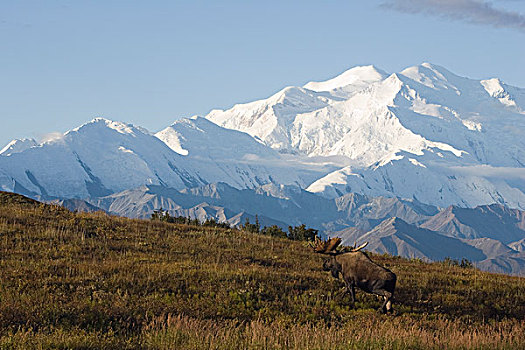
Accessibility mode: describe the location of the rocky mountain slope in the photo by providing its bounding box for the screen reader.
[420,204,525,243]
[334,216,525,275]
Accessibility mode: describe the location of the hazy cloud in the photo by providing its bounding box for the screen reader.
[382,0,525,32]
[450,165,525,180]
[38,132,64,143]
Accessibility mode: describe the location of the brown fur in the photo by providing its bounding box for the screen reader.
[323,251,396,313]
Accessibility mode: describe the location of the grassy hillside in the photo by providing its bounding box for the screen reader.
[0,191,524,349]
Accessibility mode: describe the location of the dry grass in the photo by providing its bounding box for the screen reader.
[0,191,524,349]
[138,313,524,350]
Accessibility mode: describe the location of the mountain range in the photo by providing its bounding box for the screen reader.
[1,62,524,274]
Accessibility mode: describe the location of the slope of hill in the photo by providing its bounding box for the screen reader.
[0,191,524,349]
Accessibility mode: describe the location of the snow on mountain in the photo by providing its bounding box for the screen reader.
[0,138,38,156]
[0,118,196,198]
[207,86,336,152]
[206,63,525,209]
[207,64,478,163]
[303,65,388,98]
[155,116,329,188]
[306,150,525,209]
[156,116,277,160]
[0,117,326,199]
[1,61,524,214]
[480,78,524,110]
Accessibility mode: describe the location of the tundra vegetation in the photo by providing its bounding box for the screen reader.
[0,191,524,349]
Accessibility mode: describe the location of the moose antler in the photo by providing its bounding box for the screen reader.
[310,237,342,254]
[350,241,369,252]
[310,237,369,254]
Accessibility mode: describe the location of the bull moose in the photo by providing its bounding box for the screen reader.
[311,237,396,313]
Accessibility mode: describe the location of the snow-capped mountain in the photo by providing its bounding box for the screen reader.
[206,63,525,209]
[155,116,327,187]
[0,118,198,198]
[0,117,323,198]
[3,63,524,209]
[207,86,335,153]
[156,116,274,158]
[303,65,388,98]
[0,138,38,156]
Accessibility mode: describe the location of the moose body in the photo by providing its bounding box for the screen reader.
[323,251,396,313]
[312,237,396,313]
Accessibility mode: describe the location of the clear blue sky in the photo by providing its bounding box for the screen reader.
[1,0,524,148]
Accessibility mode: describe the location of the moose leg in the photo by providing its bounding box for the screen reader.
[378,291,393,314]
[350,284,356,304]
[343,278,356,304]
[386,299,392,313]
[370,280,394,314]
[384,280,396,313]
[370,285,392,313]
